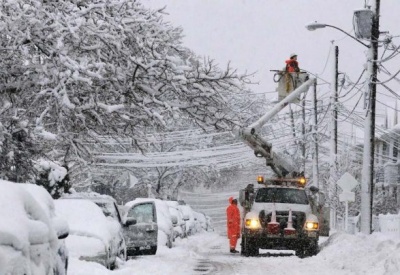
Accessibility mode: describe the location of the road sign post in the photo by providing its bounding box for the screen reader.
[337,172,359,232]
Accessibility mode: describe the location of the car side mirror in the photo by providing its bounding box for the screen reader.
[125,217,137,227]
[183,215,189,221]
[53,217,69,240]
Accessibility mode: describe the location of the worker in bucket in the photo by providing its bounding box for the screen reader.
[226,197,241,253]
[285,53,300,73]
[284,53,301,91]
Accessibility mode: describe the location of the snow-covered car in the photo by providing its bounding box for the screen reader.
[166,200,187,239]
[123,198,174,255]
[0,180,69,275]
[61,192,127,259]
[54,199,123,269]
[19,183,70,275]
[193,211,210,232]
[177,204,197,236]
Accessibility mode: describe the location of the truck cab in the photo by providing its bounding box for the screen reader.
[239,177,322,258]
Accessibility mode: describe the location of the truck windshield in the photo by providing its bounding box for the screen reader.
[255,188,309,205]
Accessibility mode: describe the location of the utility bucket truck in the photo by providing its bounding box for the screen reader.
[238,76,327,258]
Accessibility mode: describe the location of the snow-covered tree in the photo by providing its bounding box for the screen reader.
[0,0,250,183]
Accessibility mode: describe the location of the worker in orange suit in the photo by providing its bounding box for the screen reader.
[285,53,300,73]
[284,53,301,92]
[226,197,241,253]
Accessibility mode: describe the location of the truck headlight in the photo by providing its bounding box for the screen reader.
[245,218,261,229]
[305,221,319,230]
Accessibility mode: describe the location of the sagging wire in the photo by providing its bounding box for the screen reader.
[338,69,366,99]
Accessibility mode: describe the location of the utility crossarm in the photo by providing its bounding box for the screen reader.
[238,78,316,178]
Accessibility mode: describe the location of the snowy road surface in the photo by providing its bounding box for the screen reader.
[69,231,400,275]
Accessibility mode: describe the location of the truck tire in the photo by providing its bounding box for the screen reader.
[241,236,259,257]
[305,240,318,257]
[296,240,318,258]
[149,246,157,255]
[295,246,305,258]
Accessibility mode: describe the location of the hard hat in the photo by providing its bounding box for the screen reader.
[290,53,297,58]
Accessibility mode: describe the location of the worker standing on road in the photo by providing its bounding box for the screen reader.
[285,53,300,72]
[226,197,241,253]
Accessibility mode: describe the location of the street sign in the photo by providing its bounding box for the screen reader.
[337,172,359,191]
[339,191,355,202]
[336,172,359,233]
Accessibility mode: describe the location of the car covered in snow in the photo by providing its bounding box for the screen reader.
[177,203,197,236]
[193,211,212,232]
[61,191,127,259]
[54,199,124,269]
[0,180,69,275]
[166,200,187,239]
[123,198,174,255]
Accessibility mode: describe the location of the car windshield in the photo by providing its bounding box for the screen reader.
[128,203,155,223]
[95,202,119,220]
[255,187,309,205]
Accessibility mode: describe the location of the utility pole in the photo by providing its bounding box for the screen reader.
[360,0,380,234]
[302,93,306,173]
[312,80,319,192]
[329,45,339,230]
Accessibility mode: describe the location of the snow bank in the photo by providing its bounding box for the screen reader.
[318,232,400,274]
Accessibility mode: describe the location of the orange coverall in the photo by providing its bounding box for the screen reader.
[226,197,241,250]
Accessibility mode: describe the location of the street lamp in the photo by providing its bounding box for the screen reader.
[305,21,370,48]
[305,2,380,234]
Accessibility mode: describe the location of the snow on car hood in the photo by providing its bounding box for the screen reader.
[54,199,118,247]
[65,235,106,258]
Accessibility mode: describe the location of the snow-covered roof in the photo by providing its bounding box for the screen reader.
[62,191,116,203]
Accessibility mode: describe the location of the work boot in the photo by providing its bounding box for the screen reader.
[230,249,239,253]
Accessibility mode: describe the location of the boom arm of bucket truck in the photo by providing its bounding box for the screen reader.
[238,77,316,178]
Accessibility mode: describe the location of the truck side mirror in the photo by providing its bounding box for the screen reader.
[124,217,137,227]
[309,186,319,194]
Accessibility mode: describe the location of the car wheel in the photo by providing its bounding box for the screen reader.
[109,261,116,271]
[119,247,127,261]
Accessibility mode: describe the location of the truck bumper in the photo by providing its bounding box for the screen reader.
[243,228,319,250]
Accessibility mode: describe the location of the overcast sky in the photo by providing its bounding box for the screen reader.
[142,0,400,128]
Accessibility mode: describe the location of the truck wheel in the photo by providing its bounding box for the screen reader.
[241,236,258,257]
[297,240,318,258]
[295,246,305,258]
[149,246,157,255]
[305,240,319,257]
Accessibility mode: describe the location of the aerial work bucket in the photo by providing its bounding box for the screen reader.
[273,71,309,102]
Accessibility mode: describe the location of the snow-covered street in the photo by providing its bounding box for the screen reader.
[69,231,400,275]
